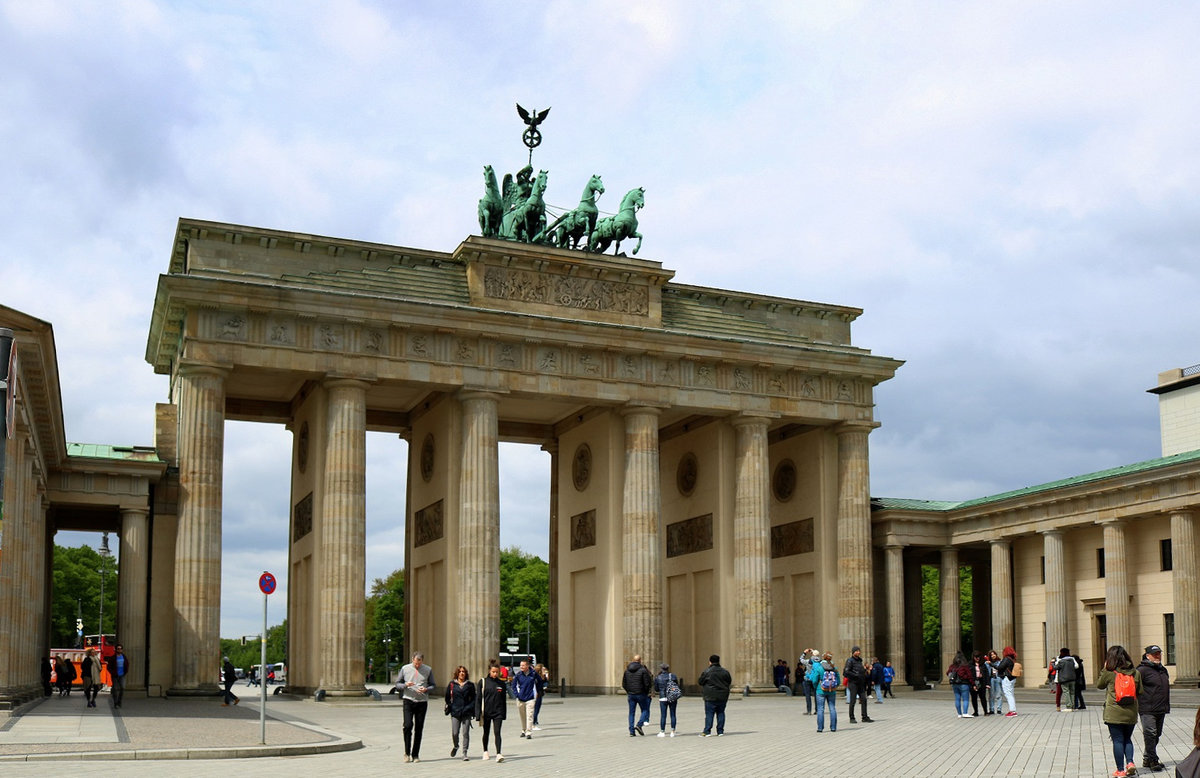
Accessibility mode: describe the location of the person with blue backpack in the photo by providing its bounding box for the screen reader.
[809,651,840,733]
[654,662,682,737]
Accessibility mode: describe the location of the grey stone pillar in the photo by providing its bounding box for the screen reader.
[732,415,772,690]
[940,547,961,670]
[989,539,1014,650]
[319,378,369,696]
[457,392,500,682]
[1043,530,1067,666]
[836,422,876,660]
[544,440,559,681]
[1171,511,1198,683]
[621,406,662,667]
[1102,520,1130,653]
[171,364,226,694]
[118,507,150,692]
[885,545,906,684]
[0,439,33,700]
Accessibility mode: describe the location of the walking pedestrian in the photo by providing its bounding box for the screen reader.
[511,659,538,739]
[1097,644,1143,778]
[1137,645,1169,772]
[843,647,873,723]
[698,654,732,737]
[478,659,508,762]
[653,662,681,737]
[531,663,547,730]
[398,651,435,763]
[81,648,101,708]
[221,656,240,706]
[445,665,476,761]
[882,659,896,698]
[105,645,127,707]
[621,653,653,736]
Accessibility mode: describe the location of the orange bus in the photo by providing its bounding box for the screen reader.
[51,634,116,687]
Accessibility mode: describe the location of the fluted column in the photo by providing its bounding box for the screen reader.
[990,539,1014,650]
[319,378,369,695]
[118,508,150,692]
[544,440,559,680]
[733,415,772,690]
[885,545,906,684]
[457,392,500,682]
[1171,511,1199,682]
[1102,520,1130,652]
[940,547,960,670]
[0,438,29,699]
[1043,530,1067,663]
[622,406,662,666]
[836,422,875,659]
[171,364,227,694]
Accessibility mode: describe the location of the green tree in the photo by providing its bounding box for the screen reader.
[51,544,119,647]
[921,564,975,676]
[220,620,287,673]
[364,568,404,683]
[499,547,548,663]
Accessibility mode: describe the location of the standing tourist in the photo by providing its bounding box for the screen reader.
[946,651,972,718]
[798,649,816,713]
[996,646,1019,716]
[621,654,653,736]
[1137,645,1169,773]
[511,659,539,739]
[1054,648,1080,712]
[883,659,896,698]
[104,645,127,707]
[810,651,840,733]
[40,657,53,697]
[987,651,1004,714]
[398,651,435,763]
[653,662,681,737]
[445,665,476,761]
[478,660,508,762]
[1073,652,1088,711]
[531,663,548,731]
[773,659,790,692]
[81,648,101,708]
[970,651,991,716]
[842,647,873,724]
[1097,644,1143,778]
[698,654,732,737]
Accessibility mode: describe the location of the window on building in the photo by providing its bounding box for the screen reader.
[1165,613,1175,664]
[1161,539,1173,572]
[1040,556,1046,584]
[1097,548,1105,578]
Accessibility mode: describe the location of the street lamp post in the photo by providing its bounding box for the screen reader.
[382,630,392,685]
[97,532,111,647]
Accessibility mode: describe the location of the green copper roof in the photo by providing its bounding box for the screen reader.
[66,443,162,463]
[874,447,1200,513]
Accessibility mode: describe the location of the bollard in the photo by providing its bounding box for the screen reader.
[742,684,751,698]
[560,677,566,698]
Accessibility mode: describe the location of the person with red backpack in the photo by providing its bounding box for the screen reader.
[1097,645,1144,778]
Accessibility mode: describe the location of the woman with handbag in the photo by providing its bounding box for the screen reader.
[445,665,476,761]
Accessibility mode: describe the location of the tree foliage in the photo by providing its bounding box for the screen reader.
[499,547,548,662]
[921,563,975,674]
[50,544,119,647]
[220,620,287,672]
[364,568,404,682]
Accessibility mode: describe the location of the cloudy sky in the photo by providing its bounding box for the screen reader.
[3,2,1198,640]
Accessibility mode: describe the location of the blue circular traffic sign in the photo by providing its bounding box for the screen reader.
[259,572,277,595]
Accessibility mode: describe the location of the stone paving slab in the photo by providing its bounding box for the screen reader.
[0,684,1197,777]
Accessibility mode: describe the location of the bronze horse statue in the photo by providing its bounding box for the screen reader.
[588,187,644,255]
[477,165,503,237]
[536,174,604,249]
[500,169,548,242]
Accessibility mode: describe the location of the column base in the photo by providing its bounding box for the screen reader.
[742,684,779,696]
[319,686,369,699]
[167,684,221,697]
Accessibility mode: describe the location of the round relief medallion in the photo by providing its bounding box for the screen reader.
[420,433,435,482]
[297,421,309,474]
[772,459,797,502]
[676,452,698,497]
[572,443,592,492]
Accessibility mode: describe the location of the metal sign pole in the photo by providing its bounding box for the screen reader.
[261,587,267,744]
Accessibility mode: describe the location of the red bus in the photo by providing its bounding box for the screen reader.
[51,634,116,686]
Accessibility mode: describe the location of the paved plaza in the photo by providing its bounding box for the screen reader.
[2,684,1199,777]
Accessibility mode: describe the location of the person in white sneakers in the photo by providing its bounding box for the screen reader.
[477,660,508,762]
[653,663,681,737]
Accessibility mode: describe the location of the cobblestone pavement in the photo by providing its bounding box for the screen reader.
[2,684,1199,777]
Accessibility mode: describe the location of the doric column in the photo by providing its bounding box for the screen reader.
[457,391,500,682]
[989,539,1014,650]
[732,415,772,690]
[118,507,150,692]
[885,545,906,685]
[836,422,876,659]
[319,378,369,696]
[621,406,662,667]
[543,440,559,681]
[1102,520,1130,652]
[1043,529,1067,663]
[940,547,960,670]
[171,364,227,694]
[1171,511,1199,683]
[0,438,28,698]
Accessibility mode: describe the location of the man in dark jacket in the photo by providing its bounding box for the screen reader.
[621,654,653,736]
[698,654,732,737]
[105,644,128,707]
[1138,644,1170,772]
[842,647,874,724]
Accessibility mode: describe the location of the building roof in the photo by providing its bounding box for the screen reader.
[65,443,163,463]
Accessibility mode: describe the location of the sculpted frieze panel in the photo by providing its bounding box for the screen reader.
[267,317,295,346]
[292,492,313,542]
[496,342,520,368]
[315,322,344,351]
[414,500,445,547]
[482,266,649,316]
[770,518,814,558]
[570,509,596,550]
[666,513,713,558]
[218,313,247,341]
[363,328,384,354]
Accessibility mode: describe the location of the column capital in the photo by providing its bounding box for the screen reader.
[1040,527,1065,538]
[620,404,664,418]
[457,388,503,403]
[1096,518,1128,529]
[119,506,150,519]
[989,537,1012,549]
[176,359,231,378]
[541,440,559,456]
[731,413,773,430]
[835,420,879,437]
[323,375,373,391]
[1166,509,1196,520]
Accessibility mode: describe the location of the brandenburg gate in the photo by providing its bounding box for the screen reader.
[142,216,900,695]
